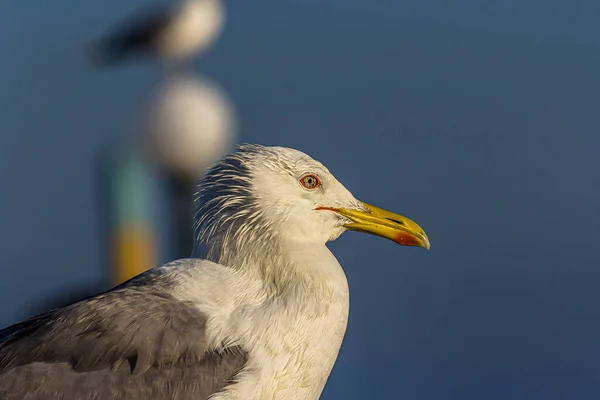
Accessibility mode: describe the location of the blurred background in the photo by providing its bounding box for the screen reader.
[1,0,599,398]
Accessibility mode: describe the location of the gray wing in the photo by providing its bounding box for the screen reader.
[0,273,248,400]
[89,4,175,65]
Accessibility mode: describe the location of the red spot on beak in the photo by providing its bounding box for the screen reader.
[393,232,422,247]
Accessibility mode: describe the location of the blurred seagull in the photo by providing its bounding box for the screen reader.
[90,0,224,67]
[0,145,429,400]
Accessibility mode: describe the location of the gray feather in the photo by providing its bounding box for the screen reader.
[0,270,248,399]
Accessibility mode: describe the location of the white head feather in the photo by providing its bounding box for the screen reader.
[192,145,365,275]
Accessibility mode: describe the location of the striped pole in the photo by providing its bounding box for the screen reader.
[97,144,160,286]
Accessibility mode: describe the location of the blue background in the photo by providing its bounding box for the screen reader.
[1,0,600,398]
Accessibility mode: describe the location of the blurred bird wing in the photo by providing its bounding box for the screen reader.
[90,4,175,64]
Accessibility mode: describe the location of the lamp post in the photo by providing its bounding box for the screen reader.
[139,73,236,261]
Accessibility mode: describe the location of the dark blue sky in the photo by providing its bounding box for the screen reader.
[1,1,600,398]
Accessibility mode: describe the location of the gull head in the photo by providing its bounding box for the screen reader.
[193,145,429,261]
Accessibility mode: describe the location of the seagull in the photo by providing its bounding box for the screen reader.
[90,0,224,67]
[0,145,430,400]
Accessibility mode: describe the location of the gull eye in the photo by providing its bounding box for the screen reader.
[300,174,321,190]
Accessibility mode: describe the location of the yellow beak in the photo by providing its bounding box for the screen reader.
[324,201,430,249]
